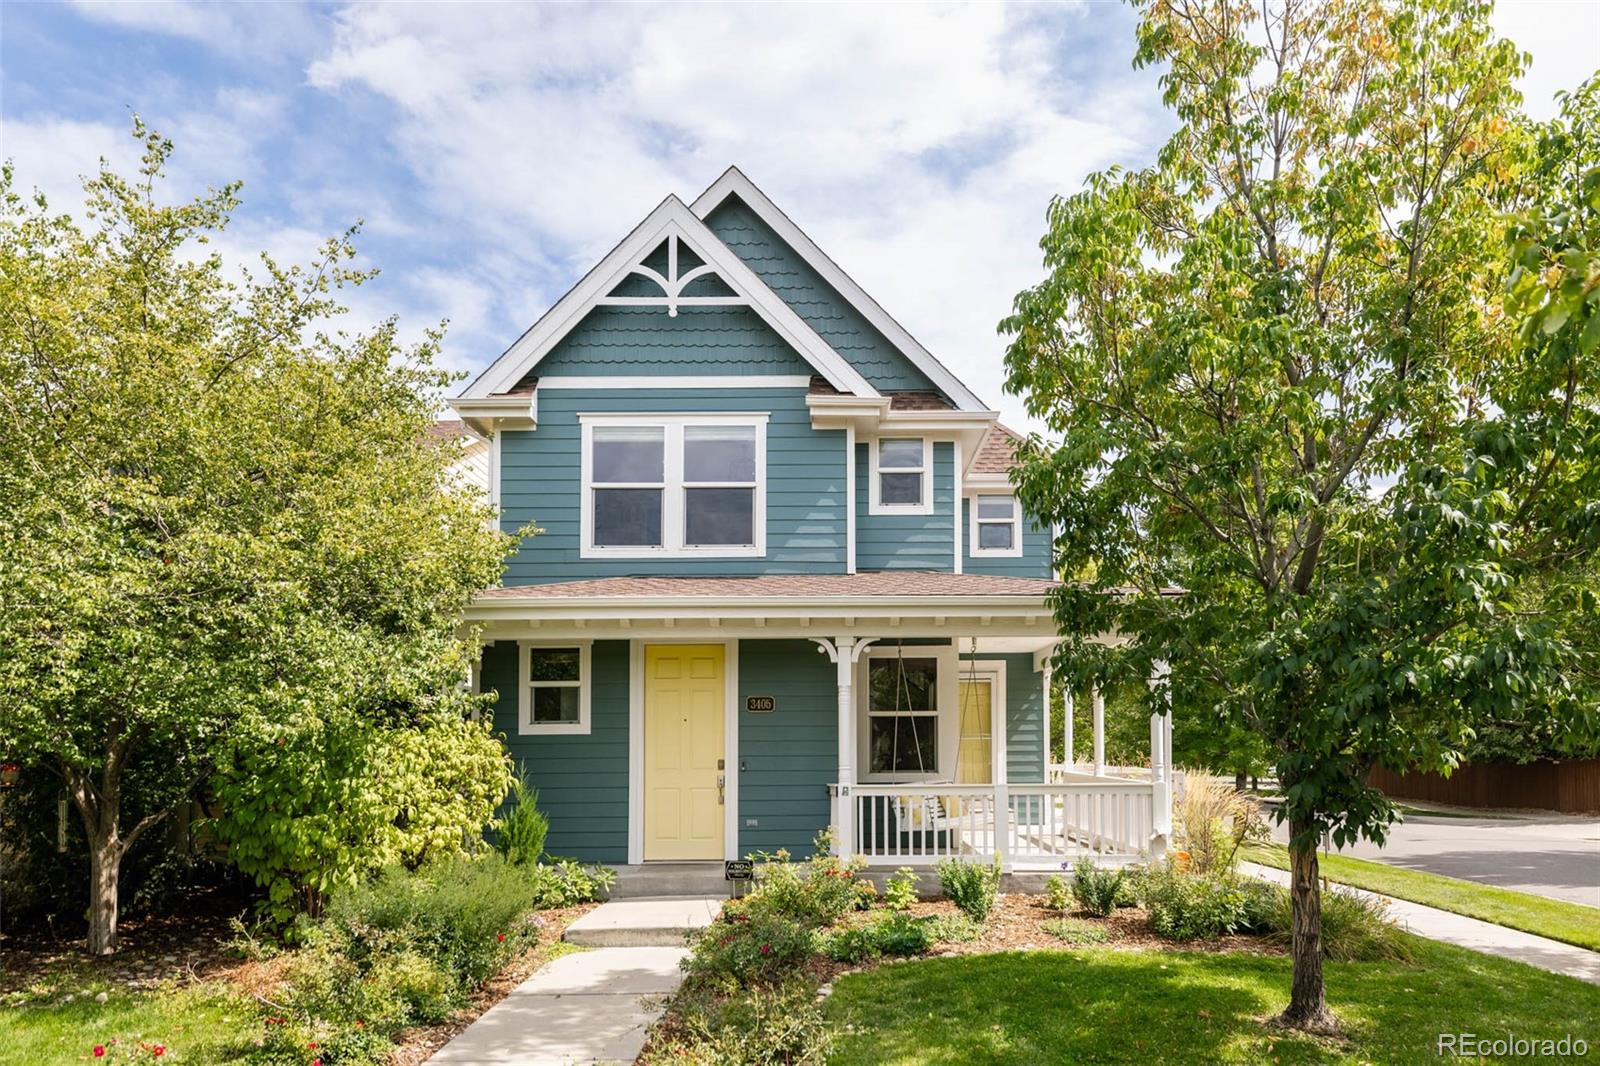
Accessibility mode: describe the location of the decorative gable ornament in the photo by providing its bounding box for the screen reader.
[598,234,741,318]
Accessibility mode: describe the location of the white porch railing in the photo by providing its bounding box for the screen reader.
[832,780,1163,869]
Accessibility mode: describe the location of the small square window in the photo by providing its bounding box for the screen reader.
[871,438,931,514]
[520,643,590,735]
[971,495,1022,557]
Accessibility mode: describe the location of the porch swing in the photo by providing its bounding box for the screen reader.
[888,639,986,840]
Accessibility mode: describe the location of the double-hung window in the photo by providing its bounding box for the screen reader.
[869,437,932,514]
[865,656,939,776]
[582,415,766,557]
[970,495,1022,556]
[519,642,591,735]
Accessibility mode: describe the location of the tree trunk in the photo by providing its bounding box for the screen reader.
[1234,770,1248,793]
[86,832,123,956]
[1276,819,1340,1032]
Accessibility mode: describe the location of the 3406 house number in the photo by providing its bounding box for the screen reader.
[745,696,776,713]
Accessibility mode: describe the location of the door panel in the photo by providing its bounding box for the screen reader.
[644,644,725,860]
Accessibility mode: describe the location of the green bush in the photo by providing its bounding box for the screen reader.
[525,857,616,908]
[746,834,865,928]
[1140,866,1256,940]
[1044,873,1072,913]
[1070,858,1127,918]
[495,769,549,866]
[1042,917,1110,945]
[884,867,919,911]
[1262,883,1414,962]
[922,912,983,944]
[818,912,932,962]
[652,979,833,1065]
[684,901,817,990]
[935,856,1001,922]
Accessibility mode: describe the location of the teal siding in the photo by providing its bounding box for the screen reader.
[737,640,837,858]
[703,196,942,396]
[500,388,846,582]
[533,306,814,377]
[483,640,630,864]
[855,441,956,571]
[962,498,1054,578]
[998,652,1046,783]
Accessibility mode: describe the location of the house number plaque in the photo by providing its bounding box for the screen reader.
[745,695,776,713]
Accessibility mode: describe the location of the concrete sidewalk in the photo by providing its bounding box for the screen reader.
[1241,862,1600,985]
[429,897,722,1065]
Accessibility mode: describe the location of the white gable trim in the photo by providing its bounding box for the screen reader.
[692,167,989,413]
[462,196,877,401]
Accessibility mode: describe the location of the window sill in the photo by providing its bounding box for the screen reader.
[518,722,591,737]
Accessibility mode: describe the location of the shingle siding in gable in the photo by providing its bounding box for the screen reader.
[532,305,814,377]
[703,196,943,395]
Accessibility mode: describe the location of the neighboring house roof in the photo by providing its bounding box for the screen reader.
[460,195,877,401]
[427,418,468,440]
[970,423,1025,474]
[692,166,989,412]
[474,571,1059,601]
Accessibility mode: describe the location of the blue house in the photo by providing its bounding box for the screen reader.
[451,169,1171,872]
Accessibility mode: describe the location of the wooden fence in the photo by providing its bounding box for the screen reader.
[1369,759,1600,814]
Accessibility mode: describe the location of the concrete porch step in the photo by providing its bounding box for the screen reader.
[563,896,724,948]
[606,862,733,899]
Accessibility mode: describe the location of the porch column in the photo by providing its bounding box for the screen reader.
[1040,658,1053,778]
[812,636,877,859]
[1091,684,1105,776]
[1063,688,1074,768]
[1148,660,1172,858]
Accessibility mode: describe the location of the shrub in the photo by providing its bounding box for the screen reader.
[496,769,549,866]
[1044,873,1072,913]
[884,867,919,911]
[1140,866,1255,940]
[818,912,932,962]
[652,979,833,1065]
[1262,883,1414,962]
[745,834,864,928]
[684,903,817,990]
[1174,773,1267,874]
[1042,917,1110,945]
[1069,858,1126,918]
[922,912,982,944]
[935,856,1000,922]
[526,857,615,908]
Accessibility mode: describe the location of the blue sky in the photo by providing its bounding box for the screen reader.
[2,1,1595,429]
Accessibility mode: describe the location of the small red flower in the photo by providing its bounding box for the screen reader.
[152,1046,166,1058]
[313,1060,322,1066]
[308,1043,318,1050]
[354,1020,366,1029]
[93,1049,105,1059]
[760,943,772,955]
[497,933,506,942]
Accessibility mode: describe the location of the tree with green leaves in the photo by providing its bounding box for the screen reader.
[0,125,514,953]
[1004,0,1597,1031]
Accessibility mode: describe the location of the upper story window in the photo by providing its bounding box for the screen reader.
[518,641,591,735]
[868,437,933,515]
[581,414,766,558]
[970,494,1023,557]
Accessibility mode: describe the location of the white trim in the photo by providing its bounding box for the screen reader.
[867,436,933,516]
[969,494,1024,558]
[464,196,877,401]
[626,639,738,864]
[692,167,988,412]
[517,640,592,735]
[579,414,768,559]
[845,425,857,574]
[537,375,812,391]
[488,429,502,522]
[952,438,963,573]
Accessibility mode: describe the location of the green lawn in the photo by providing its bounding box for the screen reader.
[0,977,258,1065]
[824,938,1600,1064]
[1244,843,1600,952]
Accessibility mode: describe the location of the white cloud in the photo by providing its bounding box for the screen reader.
[306,1,1164,428]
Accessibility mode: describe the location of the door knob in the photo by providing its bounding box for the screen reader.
[718,774,726,804]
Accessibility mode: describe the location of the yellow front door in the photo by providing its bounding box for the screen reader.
[644,644,725,860]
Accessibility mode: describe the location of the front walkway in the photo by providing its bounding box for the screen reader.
[430,897,721,1065]
[1241,862,1600,985]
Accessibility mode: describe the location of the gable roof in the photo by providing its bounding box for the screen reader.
[691,167,989,413]
[461,195,877,400]
[970,423,1024,474]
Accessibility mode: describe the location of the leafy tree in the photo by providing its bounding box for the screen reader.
[0,125,513,953]
[1004,0,1597,1031]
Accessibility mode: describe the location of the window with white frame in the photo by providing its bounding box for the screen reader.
[866,656,939,775]
[869,437,932,514]
[970,494,1022,556]
[519,642,591,735]
[581,416,766,557]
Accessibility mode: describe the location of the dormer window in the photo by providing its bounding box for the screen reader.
[581,414,766,558]
[869,437,933,515]
[970,494,1023,557]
